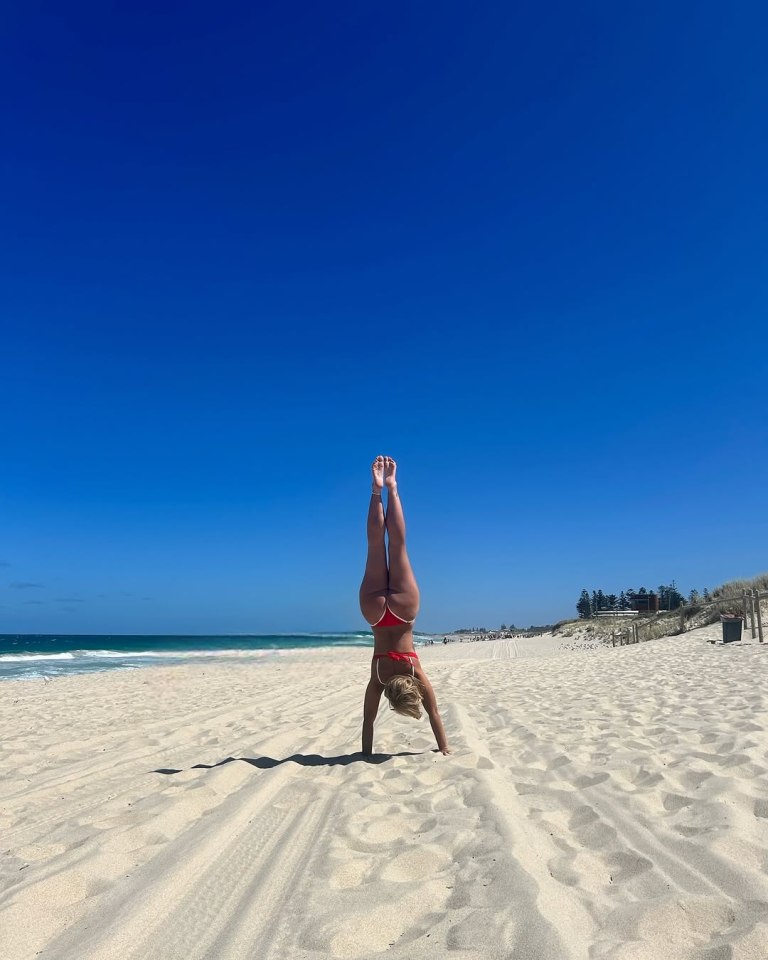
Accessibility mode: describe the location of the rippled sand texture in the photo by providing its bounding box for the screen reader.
[2,624,768,960]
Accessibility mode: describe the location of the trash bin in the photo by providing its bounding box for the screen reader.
[721,615,743,643]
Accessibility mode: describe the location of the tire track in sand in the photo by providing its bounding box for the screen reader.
[45,765,335,960]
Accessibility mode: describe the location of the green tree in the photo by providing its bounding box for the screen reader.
[670,586,685,609]
[577,590,592,619]
[619,590,629,610]
[659,581,685,610]
[596,589,606,611]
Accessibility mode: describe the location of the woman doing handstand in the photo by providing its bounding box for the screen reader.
[359,456,450,756]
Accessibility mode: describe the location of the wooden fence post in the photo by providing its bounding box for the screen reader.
[751,591,758,639]
[679,603,686,633]
[755,591,764,644]
[743,591,749,631]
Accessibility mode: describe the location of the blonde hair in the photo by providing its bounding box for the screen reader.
[384,675,424,719]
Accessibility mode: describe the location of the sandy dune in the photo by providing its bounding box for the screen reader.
[2,624,768,959]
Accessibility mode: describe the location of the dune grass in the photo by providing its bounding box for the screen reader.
[556,572,768,643]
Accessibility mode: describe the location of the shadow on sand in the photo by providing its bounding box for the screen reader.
[154,751,424,775]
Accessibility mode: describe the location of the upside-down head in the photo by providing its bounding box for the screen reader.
[384,675,424,719]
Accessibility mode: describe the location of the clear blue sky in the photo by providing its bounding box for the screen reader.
[2,2,766,634]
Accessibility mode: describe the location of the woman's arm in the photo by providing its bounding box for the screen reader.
[416,671,451,755]
[427,710,450,755]
[362,679,383,754]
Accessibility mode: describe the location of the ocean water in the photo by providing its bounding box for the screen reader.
[0,632,416,681]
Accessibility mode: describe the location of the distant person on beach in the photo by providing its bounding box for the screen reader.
[359,456,450,756]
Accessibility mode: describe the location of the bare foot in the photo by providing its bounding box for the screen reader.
[371,456,385,492]
[383,456,397,490]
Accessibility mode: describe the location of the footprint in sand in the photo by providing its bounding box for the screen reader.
[662,792,695,813]
[20,871,90,908]
[345,802,431,846]
[546,754,573,770]
[548,854,581,887]
[513,781,541,796]
[573,772,611,789]
[673,768,713,791]
[603,850,653,883]
[327,857,373,890]
[380,845,451,882]
[450,751,495,770]
[16,842,67,862]
[568,804,599,829]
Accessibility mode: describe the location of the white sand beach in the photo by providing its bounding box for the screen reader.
[2,623,768,960]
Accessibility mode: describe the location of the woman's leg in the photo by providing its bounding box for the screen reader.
[359,456,388,624]
[383,457,420,620]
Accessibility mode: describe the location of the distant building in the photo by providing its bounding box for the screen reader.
[630,593,660,613]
